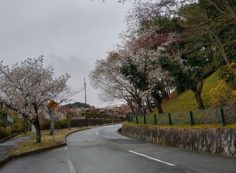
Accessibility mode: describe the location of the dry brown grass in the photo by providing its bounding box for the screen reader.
[9,128,86,156]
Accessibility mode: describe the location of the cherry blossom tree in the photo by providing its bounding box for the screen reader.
[120,47,172,114]
[0,57,70,143]
[90,52,133,110]
[123,0,211,110]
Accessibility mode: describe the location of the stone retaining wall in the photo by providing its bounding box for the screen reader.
[121,123,236,157]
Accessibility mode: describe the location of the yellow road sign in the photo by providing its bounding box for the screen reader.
[48,100,59,110]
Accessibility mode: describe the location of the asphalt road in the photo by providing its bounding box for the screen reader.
[0,124,235,173]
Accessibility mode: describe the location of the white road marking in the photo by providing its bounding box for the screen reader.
[129,150,175,167]
[64,146,77,173]
[67,160,77,173]
[95,132,99,136]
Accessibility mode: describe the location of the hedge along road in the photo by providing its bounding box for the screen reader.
[0,124,235,173]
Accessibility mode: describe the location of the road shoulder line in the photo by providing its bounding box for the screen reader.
[128,150,175,167]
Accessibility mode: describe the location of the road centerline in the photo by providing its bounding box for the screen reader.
[128,150,175,167]
[67,160,77,173]
[64,146,78,173]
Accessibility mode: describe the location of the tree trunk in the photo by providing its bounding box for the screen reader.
[49,109,54,135]
[34,118,41,143]
[164,88,170,100]
[193,80,205,110]
[194,90,205,110]
[146,98,152,113]
[127,100,136,115]
[49,119,54,135]
[136,98,143,115]
[156,104,164,114]
[154,96,164,114]
[68,117,71,130]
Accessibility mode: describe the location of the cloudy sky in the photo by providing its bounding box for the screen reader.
[0,0,133,107]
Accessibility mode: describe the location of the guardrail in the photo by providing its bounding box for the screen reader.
[126,105,236,126]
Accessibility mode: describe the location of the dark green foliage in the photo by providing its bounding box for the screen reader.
[181,0,236,64]
[120,57,149,91]
[0,127,12,138]
[0,112,7,127]
[55,119,68,129]
[64,102,91,109]
[159,53,206,109]
[120,54,167,114]
[159,54,197,91]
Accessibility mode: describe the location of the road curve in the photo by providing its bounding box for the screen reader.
[0,124,235,173]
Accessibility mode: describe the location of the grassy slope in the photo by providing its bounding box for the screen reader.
[125,122,236,129]
[161,71,219,113]
[9,128,84,156]
[137,71,235,127]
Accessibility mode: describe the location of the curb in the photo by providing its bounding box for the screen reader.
[0,127,91,169]
[64,127,90,143]
[0,132,22,143]
[0,143,66,168]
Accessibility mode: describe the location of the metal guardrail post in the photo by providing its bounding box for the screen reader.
[220,107,226,126]
[130,115,133,122]
[189,111,194,126]
[168,113,172,125]
[127,115,130,122]
[143,114,147,124]
[154,114,157,125]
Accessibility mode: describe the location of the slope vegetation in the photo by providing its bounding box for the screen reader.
[161,71,219,113]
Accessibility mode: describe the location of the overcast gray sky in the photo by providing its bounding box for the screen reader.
[0,0,132,107]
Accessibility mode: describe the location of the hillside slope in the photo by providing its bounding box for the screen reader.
[161,71,219,113]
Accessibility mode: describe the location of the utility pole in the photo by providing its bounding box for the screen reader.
[84,77,87,104]
[84,77,88,127]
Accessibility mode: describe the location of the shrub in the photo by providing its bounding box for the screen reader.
[12,117,26,133]
[0,127,6,138]
[219,62,236,88]
[0,116,27,139]
[5,127,12,136]
[208,80,233,107]
[55,119,68,129]
[229,90,236,104]
[40,119,50,130]
[0,127,12,138]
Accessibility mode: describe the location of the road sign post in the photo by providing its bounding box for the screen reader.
[48,100,59,142]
